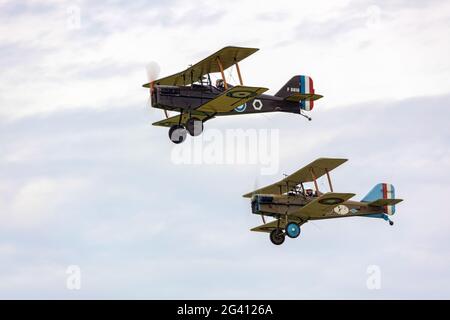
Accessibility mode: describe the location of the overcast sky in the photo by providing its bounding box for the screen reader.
[0,0,449,299]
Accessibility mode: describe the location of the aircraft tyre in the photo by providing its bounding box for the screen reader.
[169,125,187,144]
[269,229,285,245]
[186,117,203,136]
[285,222,301,238]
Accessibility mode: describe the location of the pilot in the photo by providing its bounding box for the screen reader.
[306,189,314,197]
[216,79,224,90]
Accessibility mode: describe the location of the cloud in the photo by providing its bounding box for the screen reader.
[0,87,449,298]
[0,0,450,299]
[1,0,449,119]
[0,177,91,228]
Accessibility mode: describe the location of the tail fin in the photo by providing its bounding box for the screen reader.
[361,183,400,215]
[275,75,322,111]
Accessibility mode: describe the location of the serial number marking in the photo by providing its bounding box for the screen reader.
[221,304,273,316]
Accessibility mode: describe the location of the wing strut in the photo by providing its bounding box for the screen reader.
[216,56,228,90]
[310,168,319,194]
[325,168,333,192]
[234,58,244,85]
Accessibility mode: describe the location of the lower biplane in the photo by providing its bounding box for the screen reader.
[243,158,403,245]
[142,46,322,144]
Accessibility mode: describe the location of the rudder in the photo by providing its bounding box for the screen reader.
[275,75,318,111]
[362,183,397,215]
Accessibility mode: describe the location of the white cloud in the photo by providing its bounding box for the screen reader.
[0,0,449,119]
[0,177,91,228]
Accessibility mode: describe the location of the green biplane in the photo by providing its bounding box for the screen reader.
[143,46,322,143]
[243,158,403,245]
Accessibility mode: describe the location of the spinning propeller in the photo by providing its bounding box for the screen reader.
[145,62,168,119]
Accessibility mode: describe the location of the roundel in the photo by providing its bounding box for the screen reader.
[234,103,247,112]
[253,99,263,110]
[227,90,256,99]
[318,197,344,205]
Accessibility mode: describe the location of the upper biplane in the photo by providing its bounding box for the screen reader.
[142,46,323,143]
[243,158,403,245]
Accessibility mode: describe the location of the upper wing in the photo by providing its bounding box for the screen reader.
[290,192,356,218]
[143,46,259,87]
[196,85,268,113]
[152,113,211,127]
[242,158,348,197]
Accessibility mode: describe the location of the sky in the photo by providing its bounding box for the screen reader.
[0,0,449,299]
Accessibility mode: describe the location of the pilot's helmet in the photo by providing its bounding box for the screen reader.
[216,79,224,88]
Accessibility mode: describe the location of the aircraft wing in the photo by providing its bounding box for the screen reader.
[152,113,211,127]
[242,158,348,197]
[251,219,307,233]
[143,46,259,87]
[290,192,356,218]
[196,85,268,113]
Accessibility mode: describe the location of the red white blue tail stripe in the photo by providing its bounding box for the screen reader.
[362,183,396,215]
[382,183,395,215]
[299,75,314,111]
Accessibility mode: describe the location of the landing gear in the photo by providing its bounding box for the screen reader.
[389,220,394,226]
[168,125,187,144]
[285,222,301,238]
[186,117,203,136]
[269,228,285,245]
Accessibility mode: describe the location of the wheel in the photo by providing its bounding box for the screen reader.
[389,220,394,226]
[186,117,203,136]
[168,125,187,144]
[269,229,285,245]
[285,222,301,238]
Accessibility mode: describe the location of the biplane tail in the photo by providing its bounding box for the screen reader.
[361,183,402,215]
[275,75,323,111]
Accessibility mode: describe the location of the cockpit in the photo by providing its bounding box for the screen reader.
[215,79,225,90]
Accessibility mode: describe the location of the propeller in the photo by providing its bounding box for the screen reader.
[145,61,168,119]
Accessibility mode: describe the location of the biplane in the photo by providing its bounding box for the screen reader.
[142,46,323,143]
[243,158,403,245]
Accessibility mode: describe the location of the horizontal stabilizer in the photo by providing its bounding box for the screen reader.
[368,199,403,207]
[285,93,323,102]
